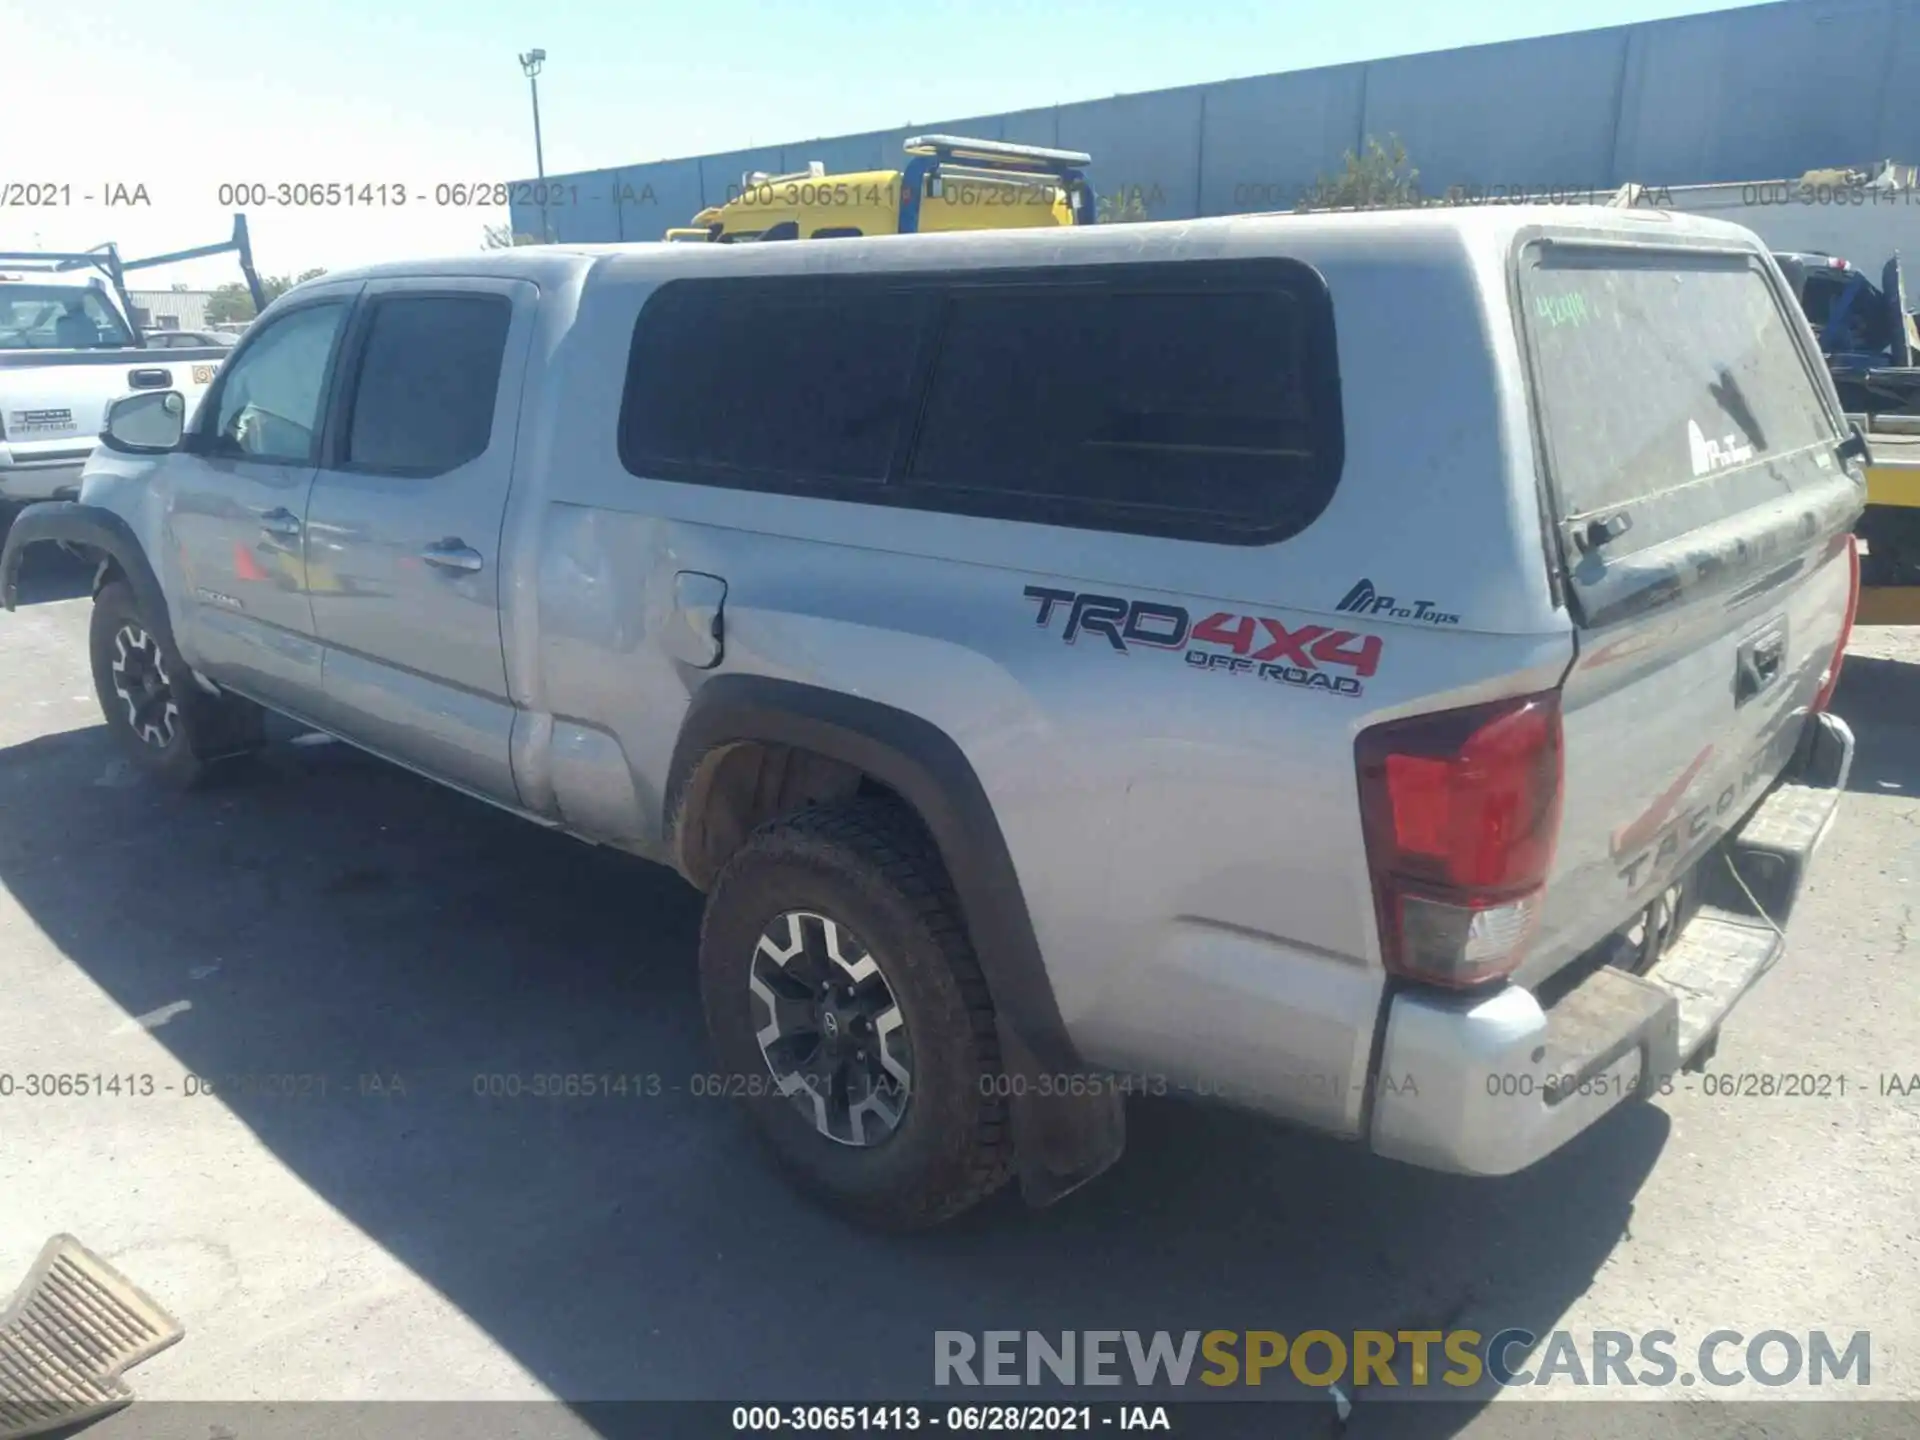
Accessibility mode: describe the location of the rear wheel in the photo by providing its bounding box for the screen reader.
[88,580,264,788]
[698,799,1013,1229]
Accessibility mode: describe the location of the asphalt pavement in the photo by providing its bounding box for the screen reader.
[0,541,1915,1440]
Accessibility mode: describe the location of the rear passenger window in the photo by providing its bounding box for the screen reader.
[617,259,1341,544]
[906,284,1329,532]
[622,282,927,484]
[343,295,511,474]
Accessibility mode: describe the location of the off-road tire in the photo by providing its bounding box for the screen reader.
[699,798,1014,1230]
[88,580,265,788]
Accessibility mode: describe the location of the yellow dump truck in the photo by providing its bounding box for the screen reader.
[1857,416,1920,623]
[1773,250,1920,623]
[665,135,1096,242]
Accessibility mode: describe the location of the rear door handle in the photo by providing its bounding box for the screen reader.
[419,539,484,574]
[258,507,302,538]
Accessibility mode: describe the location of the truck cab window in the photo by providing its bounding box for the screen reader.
[0,287,132,351]
[209,301,348,463]
[342,295,511,475]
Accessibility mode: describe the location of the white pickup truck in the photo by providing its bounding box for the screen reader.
[0,222,262,520]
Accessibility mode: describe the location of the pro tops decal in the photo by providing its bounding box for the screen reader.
[1335,578,1459,626]
[1023,586,1382,698]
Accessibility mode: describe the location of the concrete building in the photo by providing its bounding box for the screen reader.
[511,0,1920,243]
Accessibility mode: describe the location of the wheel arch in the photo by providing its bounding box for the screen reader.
[0,502,174,641]
[664,675,1079,1076]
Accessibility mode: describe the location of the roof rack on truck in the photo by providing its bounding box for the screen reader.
[0,214,265,346]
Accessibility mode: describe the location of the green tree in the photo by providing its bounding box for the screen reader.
[481,223,543,249]
[202,287,250,324]
[202,268,327,325]
[1295,134,1421,212]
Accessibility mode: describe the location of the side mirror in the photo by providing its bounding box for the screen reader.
[102,390,186,453]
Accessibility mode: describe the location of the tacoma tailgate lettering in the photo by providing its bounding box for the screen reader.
[1613,737,1797,888]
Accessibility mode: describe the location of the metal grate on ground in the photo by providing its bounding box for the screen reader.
[0,1235,183,1440]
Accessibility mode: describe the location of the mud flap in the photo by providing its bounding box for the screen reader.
[1000,1027,1127,1208]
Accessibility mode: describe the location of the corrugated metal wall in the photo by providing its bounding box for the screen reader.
[511,0,1920,242]
[126,290,213,330]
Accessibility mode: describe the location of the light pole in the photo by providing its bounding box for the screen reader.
[518,48,549,243]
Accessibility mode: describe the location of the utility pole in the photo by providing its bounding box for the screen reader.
[518,49,550,243]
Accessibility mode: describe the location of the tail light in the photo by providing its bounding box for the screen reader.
[1812,535,1859,714]
[1356,692,1564,988]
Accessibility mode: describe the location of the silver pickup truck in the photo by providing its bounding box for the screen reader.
[1,207,1864,1230]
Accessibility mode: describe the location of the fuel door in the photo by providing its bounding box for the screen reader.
[668,571,727,669]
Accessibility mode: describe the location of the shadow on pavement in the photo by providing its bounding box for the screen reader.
[1835,655,1920,799]
[0,717,1671,1439]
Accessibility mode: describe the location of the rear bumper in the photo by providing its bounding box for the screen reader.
[1369,710,1854,1176]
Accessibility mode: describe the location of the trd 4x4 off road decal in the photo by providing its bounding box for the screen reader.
[1023,586,1382,698]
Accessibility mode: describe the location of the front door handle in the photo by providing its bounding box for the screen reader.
[258,507,302,538]
[419,539,484,573]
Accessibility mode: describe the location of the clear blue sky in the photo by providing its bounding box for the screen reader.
[4,0,1766,280]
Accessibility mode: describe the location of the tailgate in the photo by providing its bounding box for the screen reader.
[1513,237,1865,987]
